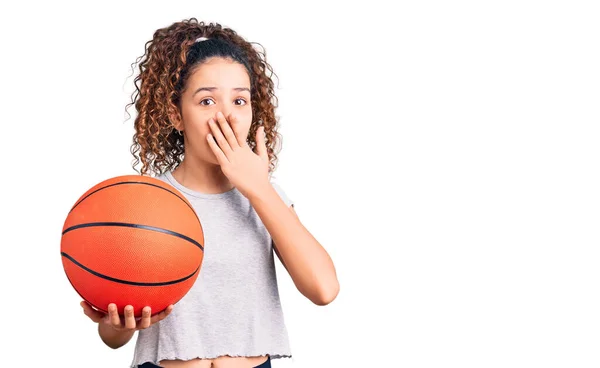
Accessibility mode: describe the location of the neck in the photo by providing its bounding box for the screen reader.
[171,155,234,194]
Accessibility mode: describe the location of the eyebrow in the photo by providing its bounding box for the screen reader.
[193,87,251,96]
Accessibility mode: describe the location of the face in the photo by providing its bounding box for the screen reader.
[177,56,252,164]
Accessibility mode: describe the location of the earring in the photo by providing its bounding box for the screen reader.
[177,130,183,136]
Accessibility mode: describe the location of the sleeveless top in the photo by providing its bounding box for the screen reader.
[130,170,293,367]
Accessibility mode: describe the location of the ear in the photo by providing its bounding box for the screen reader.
[168,108,183,131]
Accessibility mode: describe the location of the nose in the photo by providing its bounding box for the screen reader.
[217,108,232,122]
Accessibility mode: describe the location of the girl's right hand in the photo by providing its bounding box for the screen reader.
[80,300,174,331]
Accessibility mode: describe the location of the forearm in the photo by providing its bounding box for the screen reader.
[250,185,339,305]
[98,322,135,349]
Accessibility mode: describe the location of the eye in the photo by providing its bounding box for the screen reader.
[235,98,247,106]
[200,98,215,106]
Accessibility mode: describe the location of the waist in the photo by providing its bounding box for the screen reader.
[145,355,270,368]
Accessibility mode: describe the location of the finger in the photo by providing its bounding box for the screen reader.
[207,133,229,166]
[81,301,104,322]
[124,305,136,330]
[227,113,246,147]
[138,307,152,329]
[162,304,174,319]
[216,111,240,149]
[152,304,174,324]
[208,117,233,156]
[108,303,121,328]
[255,126,268,161]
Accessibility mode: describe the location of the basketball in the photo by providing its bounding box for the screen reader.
[60,175,204,318]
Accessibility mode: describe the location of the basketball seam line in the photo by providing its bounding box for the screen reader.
[61,252,200,286]
[62,222,204,251]
[69,181,201,226]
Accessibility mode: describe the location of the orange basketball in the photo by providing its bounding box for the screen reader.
[60,174,204,318]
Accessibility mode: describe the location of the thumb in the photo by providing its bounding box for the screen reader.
[256,126,268,161]
[81,300,105,322]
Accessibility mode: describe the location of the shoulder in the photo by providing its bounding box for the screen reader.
[154,171,169,183]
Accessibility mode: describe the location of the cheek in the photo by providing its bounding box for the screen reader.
[188,124,210,142]
[236,123,252,140]
[181,108,211,134]
[236,112,253,136]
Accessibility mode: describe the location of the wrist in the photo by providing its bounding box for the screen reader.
[247,181,275,203]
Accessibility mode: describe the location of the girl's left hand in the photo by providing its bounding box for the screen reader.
[206,111,270,199]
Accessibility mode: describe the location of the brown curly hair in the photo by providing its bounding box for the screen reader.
[124,18,282,177]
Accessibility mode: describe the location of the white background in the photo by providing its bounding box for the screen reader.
[1,1,599,367]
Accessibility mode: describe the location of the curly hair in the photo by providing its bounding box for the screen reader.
[124,18,282,177]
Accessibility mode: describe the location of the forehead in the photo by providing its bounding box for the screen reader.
[187,57,250,88]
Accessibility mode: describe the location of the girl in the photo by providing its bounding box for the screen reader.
[80,18,339,368]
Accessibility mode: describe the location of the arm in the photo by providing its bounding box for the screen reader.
[248,184,340,306]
